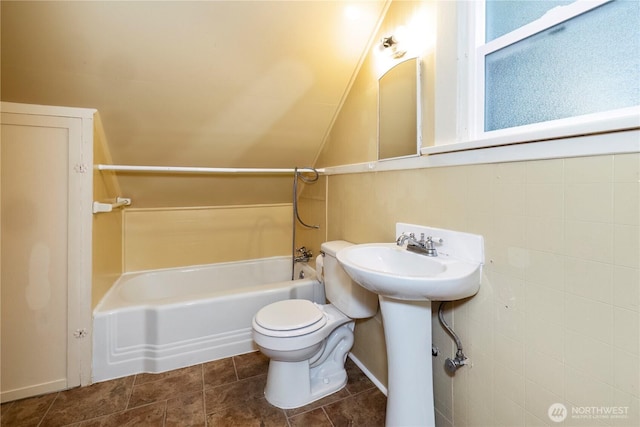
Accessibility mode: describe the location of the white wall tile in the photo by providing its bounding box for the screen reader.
[525,218,565,254]
[524,250,565,291]
[526,183,564,219]
[565,156,614,183]
[564,220,614,263]
[565,294,614,345]
[613,153,640,183]
[613,183,639,226]
[526,159,564,184]
[613,266,640,312]
[613,351,638,397]
[494,332,525,375]
[565,366,614,408]
[613,225,639,269]
[565,183,613,223]
[525,283,565,325]
[525,348,565,398]
[524,379,564,424]
[525,315,565,362]
[493,397,525,427]
[613,307,639,355]
[565,257,613,304]
[565,330,614,385]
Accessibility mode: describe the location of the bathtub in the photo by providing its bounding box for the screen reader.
[92,256,323,383]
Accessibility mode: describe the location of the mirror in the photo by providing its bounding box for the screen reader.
[378,58,421,160]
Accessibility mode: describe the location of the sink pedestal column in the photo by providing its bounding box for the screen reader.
[379,296,435,427]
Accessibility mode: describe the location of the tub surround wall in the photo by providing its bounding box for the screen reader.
[294,175,328,267]
[123,204,292,272]
[92,114,123,308]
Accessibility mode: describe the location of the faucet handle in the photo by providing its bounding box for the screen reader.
[426,236,444,245]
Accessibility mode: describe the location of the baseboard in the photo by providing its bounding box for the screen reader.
[1,379,67,403]
[347,353,388,396]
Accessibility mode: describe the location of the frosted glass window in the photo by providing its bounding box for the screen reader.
[484,0,640,132]
[486,0,572,41]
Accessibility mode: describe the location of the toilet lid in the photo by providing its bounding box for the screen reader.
[254,299,326,332]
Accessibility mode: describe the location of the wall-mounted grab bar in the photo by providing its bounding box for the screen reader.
[93,197,131,214]
[96,164,323,174]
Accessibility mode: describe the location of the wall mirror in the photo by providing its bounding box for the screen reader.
[378,57,422,160]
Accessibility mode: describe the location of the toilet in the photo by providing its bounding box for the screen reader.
[251,240,378,409]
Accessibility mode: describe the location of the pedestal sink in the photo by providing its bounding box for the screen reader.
[336,223,484,427]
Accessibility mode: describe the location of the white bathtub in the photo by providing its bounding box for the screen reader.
[92,256,323,383]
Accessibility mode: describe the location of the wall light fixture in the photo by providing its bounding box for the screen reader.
[380,34,406,59]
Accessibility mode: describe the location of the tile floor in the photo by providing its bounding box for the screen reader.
[1,352,386,426]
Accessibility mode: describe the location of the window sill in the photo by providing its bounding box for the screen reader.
[321,128,639,176]
[424,107,640,156]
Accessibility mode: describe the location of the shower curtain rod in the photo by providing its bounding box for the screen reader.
[96,164,323,174]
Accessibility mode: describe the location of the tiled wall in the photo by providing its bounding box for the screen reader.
[326,153,639,426]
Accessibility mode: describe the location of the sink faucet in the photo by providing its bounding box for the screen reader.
[396,232,442,257]
[294,246,313,263]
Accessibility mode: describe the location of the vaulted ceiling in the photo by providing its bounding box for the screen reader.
[1,0,387,207]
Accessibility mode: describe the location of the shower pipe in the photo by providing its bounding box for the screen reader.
[292,167,320,280]
[96,164,323,174]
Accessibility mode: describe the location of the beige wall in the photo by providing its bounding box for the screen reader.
[309,1,640,426]
[122,204,293,272]
[91,114,123,308]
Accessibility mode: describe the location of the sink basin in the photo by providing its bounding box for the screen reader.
[336,243,481,301]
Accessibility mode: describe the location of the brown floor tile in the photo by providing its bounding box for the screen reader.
[203,358,237,388]
[288,407,334,427]
[129,365,203,409]
[0,392,57,427]
[134,364,202,386]
[40,377,135,427]
[2,354,386,427]
[232,351,269,379]
[206,397,287,427]
[75,401,166,427]
[324,388,386,427]
[165,391,206,427]
[344,358,375,394]
[204,374,266,414]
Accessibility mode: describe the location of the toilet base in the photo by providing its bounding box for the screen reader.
[263,322,355,409]
[264,359,348,409]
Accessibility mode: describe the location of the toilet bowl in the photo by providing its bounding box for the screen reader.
[251,240,378,409]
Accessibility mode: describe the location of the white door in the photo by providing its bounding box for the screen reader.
[1,108,92,402]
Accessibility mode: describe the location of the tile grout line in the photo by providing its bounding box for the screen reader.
[124,375,136,410]
[231,356,240,381]
[321,406,337,427]
[36,391,60,427]
[200,364,209,427]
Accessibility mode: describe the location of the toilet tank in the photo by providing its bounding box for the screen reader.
[320,241,378,318]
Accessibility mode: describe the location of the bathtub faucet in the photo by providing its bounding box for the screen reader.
[294,246,313,263]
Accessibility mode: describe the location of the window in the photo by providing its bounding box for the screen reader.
[470,0,639,142]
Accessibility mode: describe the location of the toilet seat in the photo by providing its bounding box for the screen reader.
[254,299,327,338]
